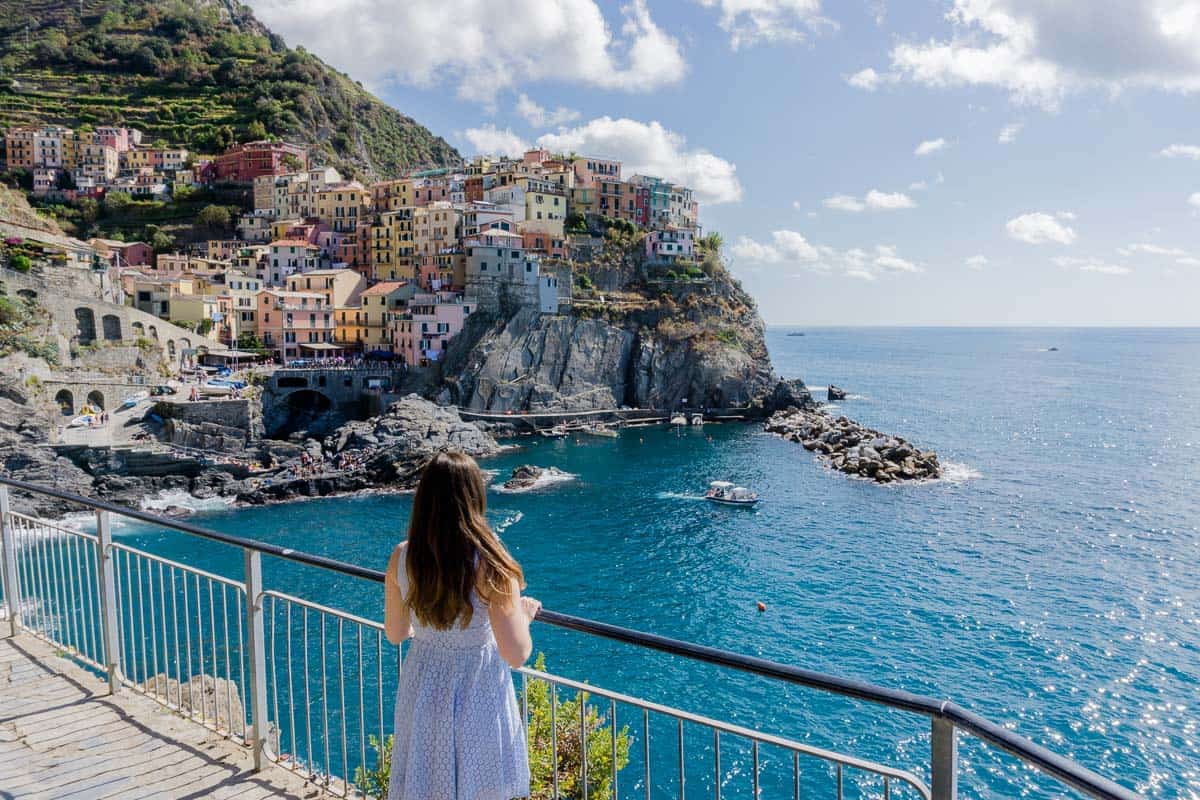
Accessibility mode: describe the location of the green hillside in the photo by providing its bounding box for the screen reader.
[0,0,459,180]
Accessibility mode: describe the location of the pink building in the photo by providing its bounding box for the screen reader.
[390,291,473,366]
[256,289,336,361]
[410,177,451,206]
[645,227,695,263]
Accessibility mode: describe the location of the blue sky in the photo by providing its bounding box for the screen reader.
[248,1,1200,326]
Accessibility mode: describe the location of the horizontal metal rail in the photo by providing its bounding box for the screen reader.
[0,475,1144,800]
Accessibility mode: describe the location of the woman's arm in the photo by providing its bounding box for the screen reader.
[384,543,413,645]
[488,580,541,669]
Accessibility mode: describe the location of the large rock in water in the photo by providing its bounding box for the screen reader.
[324,395,498,487]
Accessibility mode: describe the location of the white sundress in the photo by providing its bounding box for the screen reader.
[388,558,530,800]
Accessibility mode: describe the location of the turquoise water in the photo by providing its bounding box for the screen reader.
[105,328,1200,798]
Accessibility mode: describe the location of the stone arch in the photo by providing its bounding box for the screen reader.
[180,337,192,351]
[54,389,74,416]
[131,321,145,337]
[86,390,105,411]
[74,307,97,344]
[167,340,176,358]
[148,325,159,340]
[101,314,122,341]
[17,288,37,302]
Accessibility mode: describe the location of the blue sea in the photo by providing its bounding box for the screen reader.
[103,328,1200,799]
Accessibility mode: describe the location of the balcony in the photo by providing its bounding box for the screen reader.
[0,478,1140,800]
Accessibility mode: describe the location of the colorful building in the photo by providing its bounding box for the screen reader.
[256,289,336,361]
[211,141,308,184]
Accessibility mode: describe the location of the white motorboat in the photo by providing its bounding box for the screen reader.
[690,413,704,426]
[670,414,688,426]
[539,425,568,439]
[583,423,619,438]
[705,481,760,507]
[198,381,233,397]
[120,391,150,410]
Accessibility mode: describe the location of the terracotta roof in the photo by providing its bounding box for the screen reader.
[361,281,409,296]
[269,239,317,248]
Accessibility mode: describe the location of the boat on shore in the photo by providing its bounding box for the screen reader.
[120,390,149,410]
[582,423,619,438]
[705,480,760,507]
[539,425,568,439]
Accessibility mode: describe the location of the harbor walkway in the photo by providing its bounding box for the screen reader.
[0,633,318,800]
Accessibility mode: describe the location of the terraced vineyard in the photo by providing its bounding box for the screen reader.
[0,0,459,180]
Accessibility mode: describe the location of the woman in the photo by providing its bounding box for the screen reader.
[385,451,541,800]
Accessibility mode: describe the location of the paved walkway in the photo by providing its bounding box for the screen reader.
[0,633,322,799]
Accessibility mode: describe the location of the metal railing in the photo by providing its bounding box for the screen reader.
[0,476,1143,800]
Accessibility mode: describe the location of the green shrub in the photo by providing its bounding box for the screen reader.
[9,254,32,273]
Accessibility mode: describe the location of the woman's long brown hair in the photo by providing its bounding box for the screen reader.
[405,451,524,629]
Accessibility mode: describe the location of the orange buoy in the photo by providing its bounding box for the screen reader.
[756,601,767,612]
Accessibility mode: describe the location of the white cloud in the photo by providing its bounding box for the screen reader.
[1160,144,1200,159]
[1177,256,1200,266]
[1189,192,1200,209]
[536,117,742,204]
[247,0,686,102]
[1122,242,1187,257]
[883,0,1200,109]
[965,254,989,270]
[733,235,922,279]
[1053,256,1132,275]
[460,125,529,158]
[1055,210,1077,221]
[823,194,866,212]
[914,137,947,156]
[823,190,915,212]
[695,0,835,49]
[909,180,928,191]
[516,94,580,128]
[865,189,915,209]
[846,67,883,90]
[729,229,819,263]
[1006,212,1077,245]
[998,122,1024,143]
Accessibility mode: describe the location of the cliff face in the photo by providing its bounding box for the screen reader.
[440,272,786,413]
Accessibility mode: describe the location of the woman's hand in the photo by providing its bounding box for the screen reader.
[520,596,542,622]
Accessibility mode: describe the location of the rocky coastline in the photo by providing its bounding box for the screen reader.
[765,407,942,483]
[1,394,500,518]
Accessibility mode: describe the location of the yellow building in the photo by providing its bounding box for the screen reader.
[413,203,462,257]
[334,305,369,350]
[314,182,368,233]
[370,178,415,212]
[370,209,416,282]
[356,281,415,350]
[284,268,366,309]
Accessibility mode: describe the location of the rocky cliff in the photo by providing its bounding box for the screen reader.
[440,270,796,414]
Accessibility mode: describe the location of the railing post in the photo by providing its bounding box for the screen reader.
[0,486,21,636]
[244,548,270,770]
[931,717,958,800]
[95,509,122,694]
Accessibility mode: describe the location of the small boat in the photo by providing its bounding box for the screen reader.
[68,414,96,428]
[705,481,760,507]
[670,414,688,426]
[198,381,233,397]
[690,413,704,426]
[786,331,805,337]
[539,425,568,439]
[583,424,619,438]
[1047,346,1059,352]
[120,391,149,410]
